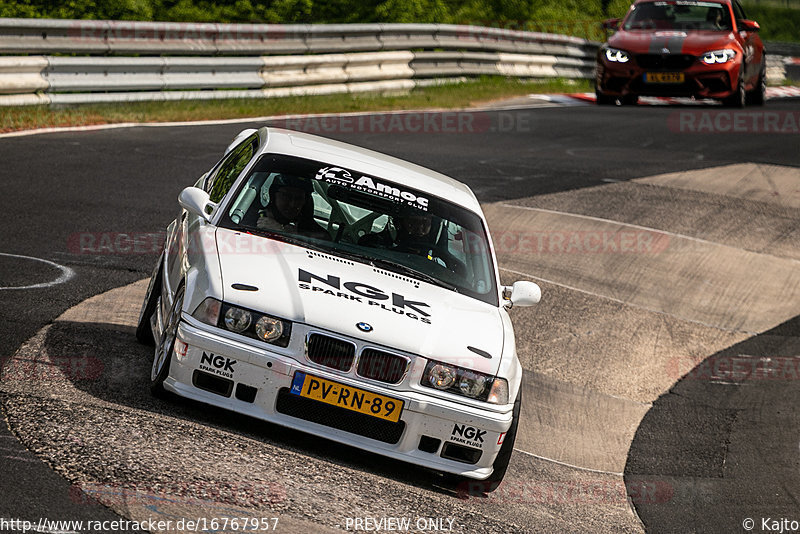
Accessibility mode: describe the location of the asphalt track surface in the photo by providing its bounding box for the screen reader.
[0,97,799,533]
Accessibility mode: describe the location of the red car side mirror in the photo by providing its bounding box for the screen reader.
[602,18,621,30]
[738,19,760,32]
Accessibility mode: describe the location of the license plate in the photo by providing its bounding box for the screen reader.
[645,72,685,84]
[290,371,404,423]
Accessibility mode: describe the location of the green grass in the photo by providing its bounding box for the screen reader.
[0,77,591,133]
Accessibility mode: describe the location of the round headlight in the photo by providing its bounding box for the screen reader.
[255,316,283,342]
[224,307,252,333]
[427,364,457,390]
[458,371,488,398]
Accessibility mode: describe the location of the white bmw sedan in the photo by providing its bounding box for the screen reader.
[137,127,540,492]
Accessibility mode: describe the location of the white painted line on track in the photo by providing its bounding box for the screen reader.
[0,104,542,139]
[1,455,39,463]
[501,203,800,266]
[1,87,798,139]
[500,266,756,335]
[0,253,75,290]
[512,448,624,477]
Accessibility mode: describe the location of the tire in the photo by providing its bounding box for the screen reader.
[151,285,184,397]
[620,94,639,106]
[453,388,522,496]
[747,67,766,106]
[595,88,616,106]
[135,254,164,346]
[723,73,746,108]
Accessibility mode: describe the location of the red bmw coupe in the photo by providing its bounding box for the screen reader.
[596,0,766,106]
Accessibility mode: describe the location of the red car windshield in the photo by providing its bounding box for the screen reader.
[624,1,733,31]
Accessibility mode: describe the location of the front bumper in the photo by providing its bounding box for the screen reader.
[165,318,514,480]
[596,55,741,99]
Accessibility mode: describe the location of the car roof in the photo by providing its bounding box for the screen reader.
[258,127,482,214]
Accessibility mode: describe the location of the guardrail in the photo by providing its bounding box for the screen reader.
[0,18,795,106]
[0,18,599,106]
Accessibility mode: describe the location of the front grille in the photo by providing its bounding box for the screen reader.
[275,388,405,444]
[636,54,696,70]
[307,333,355,372]
[357,349,409,384]
[630,78,694,95]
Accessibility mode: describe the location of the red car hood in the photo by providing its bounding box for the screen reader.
[608,30,738,55]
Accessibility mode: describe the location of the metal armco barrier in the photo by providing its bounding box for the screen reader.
[0,18,600,106]
[0,18,794,106]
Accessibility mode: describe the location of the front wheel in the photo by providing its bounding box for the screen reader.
[151,285,184,397]
[722,73,746,108]
[747,68,766,106]
[595,88,616,105]
[136,254,164,345]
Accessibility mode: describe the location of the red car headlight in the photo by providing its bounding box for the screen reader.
[701,49,736,64]
[604,47,631,63]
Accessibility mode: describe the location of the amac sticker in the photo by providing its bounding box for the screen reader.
[316,166,429,211]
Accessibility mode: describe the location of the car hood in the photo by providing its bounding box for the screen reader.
[608,30,736,55]
[214,228,505,375]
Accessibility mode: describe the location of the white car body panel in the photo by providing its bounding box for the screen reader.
[145,127,535,481]
[215,228,504,377]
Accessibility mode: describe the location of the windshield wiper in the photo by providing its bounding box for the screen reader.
[234,226,457,291]
[371,258,458,292]
[237,226,331,254]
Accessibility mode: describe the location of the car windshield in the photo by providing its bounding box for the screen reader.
[624,1,733,31]
[220,153,499,306]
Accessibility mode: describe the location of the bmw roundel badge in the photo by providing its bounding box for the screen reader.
[356,322,373,333]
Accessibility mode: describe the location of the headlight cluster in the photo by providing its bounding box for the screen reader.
[420,360,509,404]
[701,49,736,64]
[193,298,291,347]
[604,47,630,63]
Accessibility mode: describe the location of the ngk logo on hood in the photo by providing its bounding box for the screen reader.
[298,268,431,323]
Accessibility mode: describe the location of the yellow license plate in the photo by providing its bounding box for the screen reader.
[645,72,685,83]
[289,371,404,423]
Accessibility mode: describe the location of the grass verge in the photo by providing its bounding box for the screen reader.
[0,77,591,134]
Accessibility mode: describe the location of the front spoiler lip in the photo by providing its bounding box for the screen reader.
[164,319,515,480]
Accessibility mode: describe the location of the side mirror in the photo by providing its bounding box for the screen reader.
[178,187,216,222]
[738,19,759,32]
[503,281,541,309]
[602,18,621,30]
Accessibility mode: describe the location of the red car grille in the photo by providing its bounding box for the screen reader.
[636,54,697,69]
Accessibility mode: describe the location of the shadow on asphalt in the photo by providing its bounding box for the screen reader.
[41,320,466,499]
[624,314,800,533]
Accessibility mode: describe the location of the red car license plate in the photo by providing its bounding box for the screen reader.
[645,72,685,84]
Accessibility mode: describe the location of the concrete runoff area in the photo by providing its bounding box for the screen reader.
[1,281,641,534]
[1,162,798,532]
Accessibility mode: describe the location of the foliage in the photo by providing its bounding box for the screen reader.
[0,0,796,42]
